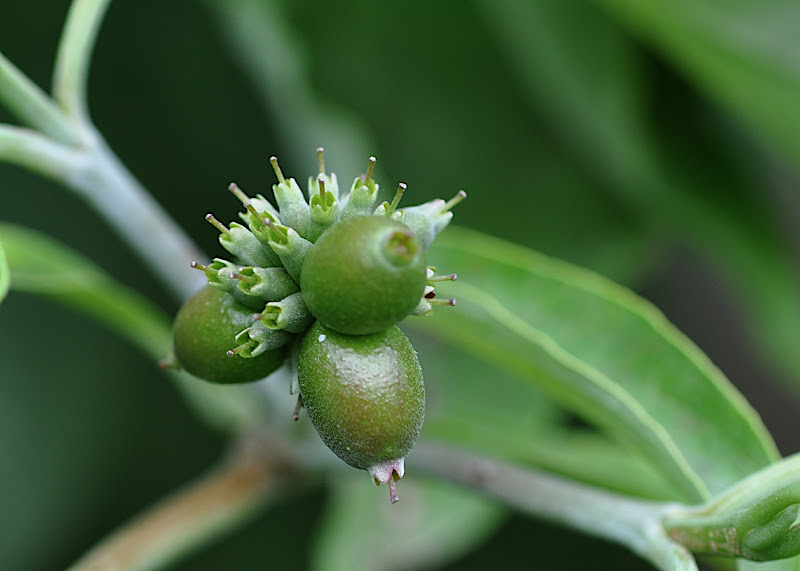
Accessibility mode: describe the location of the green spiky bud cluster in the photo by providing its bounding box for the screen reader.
[170,149,465,501]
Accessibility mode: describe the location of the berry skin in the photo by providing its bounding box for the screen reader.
[300,215,427,335]
[297,321,424,493]
[173,286,287,384]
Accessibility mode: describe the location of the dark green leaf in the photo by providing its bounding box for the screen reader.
[594,0,800,174]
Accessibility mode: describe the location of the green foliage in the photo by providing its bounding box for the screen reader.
[0,223,171,359]
[414,228,779,501]
[3,0,800,570]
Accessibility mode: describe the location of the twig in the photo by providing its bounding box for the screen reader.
[53,0,111,122]
[0,51,80,145]
[412,442,698,571]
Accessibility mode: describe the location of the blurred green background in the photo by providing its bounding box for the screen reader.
[2,0,800,569]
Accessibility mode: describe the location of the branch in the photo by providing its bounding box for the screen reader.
[0,51,80,145]
[412,442,698,571]
[0,124,205,299]
[68,436,294,571]
[53,0,111,122]
[0,123,86,179]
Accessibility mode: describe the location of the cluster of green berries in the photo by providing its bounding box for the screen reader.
[170,149,464,502]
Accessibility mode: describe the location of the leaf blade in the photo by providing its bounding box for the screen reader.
[413,227,779,501]
[594,0,800,174]
[0,223,269,430]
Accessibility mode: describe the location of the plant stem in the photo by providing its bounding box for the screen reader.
[68,435,294,571]
[0,124,85,179]
[53,0,111,123]
[0,122,205,298]
[73,130,207,299]
[412,442,698,571]
[0,51,81,146]
[0,0,204,300]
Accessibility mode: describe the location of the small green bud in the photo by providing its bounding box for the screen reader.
[205,214,276,267]
[307,147,341,200]
[307,174,340,242]
[265,221,313,283]
[229,182,281,222]
[231,319,293,358]
[393,190,466,250]
[270,156,311,238]
[235,266,299,304]
[260,291,314,333]
[340,156,379,219]
[191,258,240,292]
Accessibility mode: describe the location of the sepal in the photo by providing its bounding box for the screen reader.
[392,190,466,250]
[260,291,314,333]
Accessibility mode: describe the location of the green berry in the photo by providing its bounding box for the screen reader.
[300,215,427,335]
[297,321,424,501]
[173,286,288,384]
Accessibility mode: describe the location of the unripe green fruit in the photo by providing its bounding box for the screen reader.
[173,286,287,384]
[300,215,427,335]
[297,321,424,474]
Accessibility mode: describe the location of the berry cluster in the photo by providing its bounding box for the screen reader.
[171,149,464,502]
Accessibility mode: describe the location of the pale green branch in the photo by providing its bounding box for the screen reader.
[0,51,81,146]
[0,123,87,179]
[412,443,698,571]
[0,124,205,299]
[67,132,207,299]
[53,0,111,122]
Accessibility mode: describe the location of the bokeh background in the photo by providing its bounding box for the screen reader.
[2,0,800,569]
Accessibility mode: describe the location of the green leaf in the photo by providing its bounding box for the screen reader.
[412,332,681,500]
[313,474,504,571]
[0,236,8,305]
[476,0,800,395]
[593,0,800,175]
[0,223,171,358]
[413,227,779,502]
[0,223,268,430]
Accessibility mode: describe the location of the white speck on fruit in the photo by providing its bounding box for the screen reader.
[318,334,327,342]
